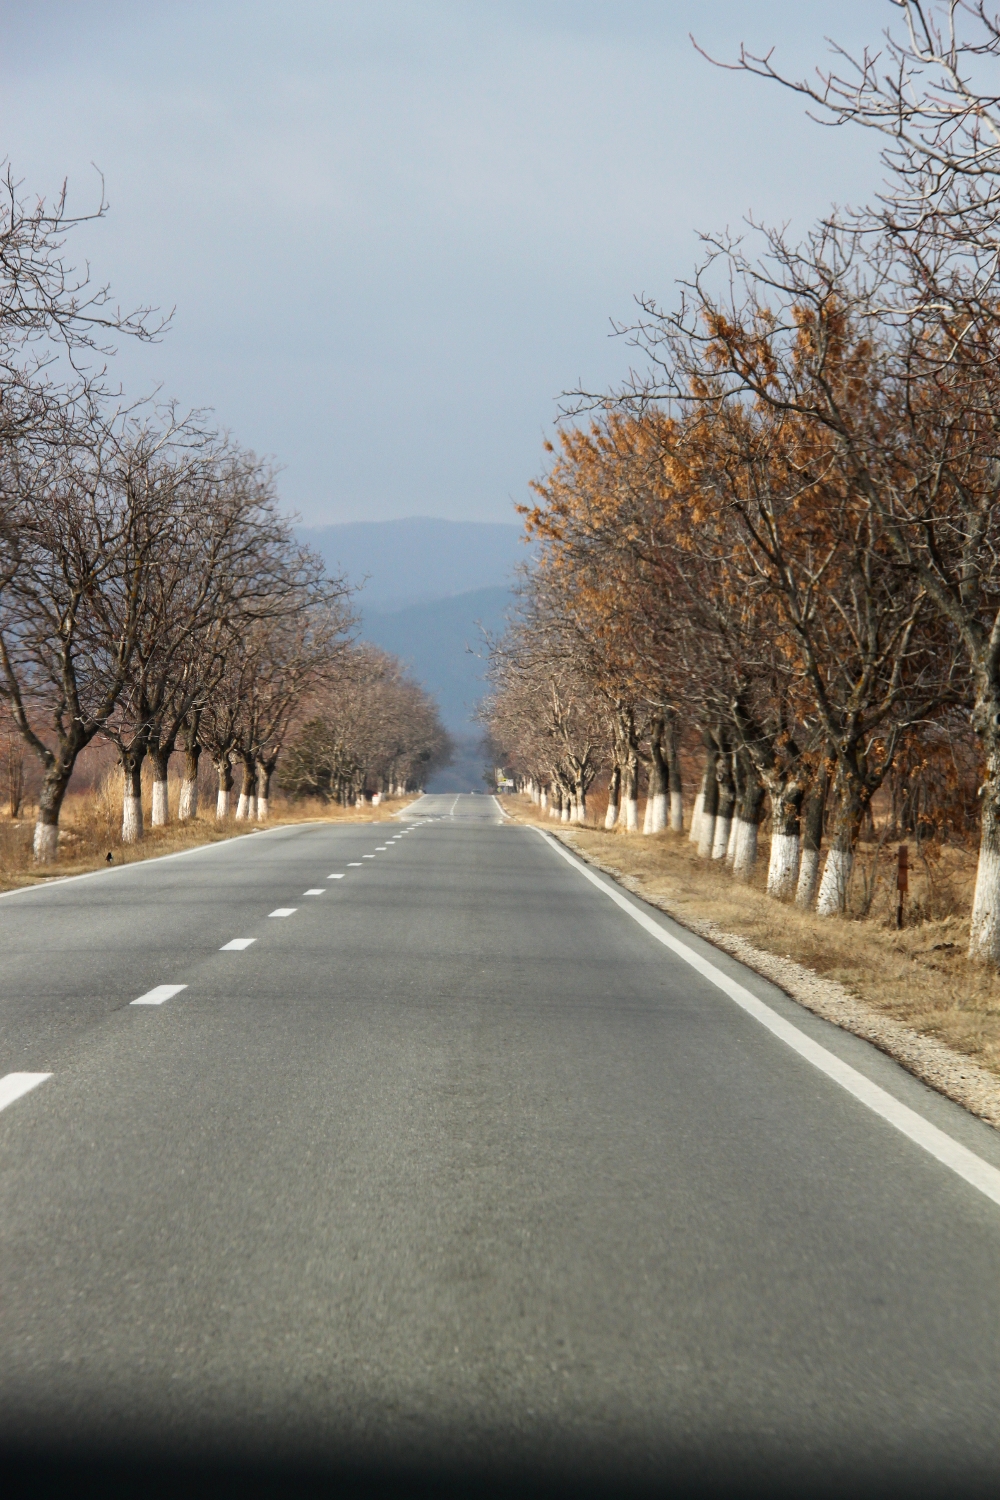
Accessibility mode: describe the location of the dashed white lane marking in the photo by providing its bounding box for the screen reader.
[131,984,188,1006]
[362,855,374,860]
[220,938,256,951]
[304,889,325,896]
[348,862,362,867]
[269,908,297,917]
[540,830,1000,1212]
[328,873,345,879]
[375,846,387,851]
[0,1072,51,1114]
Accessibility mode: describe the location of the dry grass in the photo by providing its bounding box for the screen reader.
[0,770,417,892]
[515,795,1000,1083]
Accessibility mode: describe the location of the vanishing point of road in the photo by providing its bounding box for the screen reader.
[2,793,1000,1494]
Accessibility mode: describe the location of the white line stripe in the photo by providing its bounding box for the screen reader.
[131,984,188,1006]
[539,831,1000,1210]
[220,937,256,950]
[268,908,296,917]
[348,862,362,866]
[328,873,345,879]
[0,1072,51,1113]
[304,889,325,895]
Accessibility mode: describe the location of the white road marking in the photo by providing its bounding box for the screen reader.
[540,831,1000,1212]
[304,889,325,895]
[375,846,387,851]
[328,873,345,879]
[0,1072,51,1114]
[131,984,188,1006]
[220,938,256,950]
[362,855,374,859]
[269,908,297,917]
[449,796,459,816]
[348,862,362,867]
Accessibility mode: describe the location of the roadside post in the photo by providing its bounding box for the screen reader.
[896,844,909,929]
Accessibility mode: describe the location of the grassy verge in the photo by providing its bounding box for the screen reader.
[509,796,1000,1125]
[0,790,418,893]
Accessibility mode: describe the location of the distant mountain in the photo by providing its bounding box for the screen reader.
[299,516,527,613]
[361,585,510,732]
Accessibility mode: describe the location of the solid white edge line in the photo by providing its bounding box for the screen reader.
[0,1072,51,1113]
[491,794,511,822]
[131,983,188,1006]
[538,829,1000,1210]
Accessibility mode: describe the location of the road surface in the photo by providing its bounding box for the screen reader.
[2,792,1000,1493]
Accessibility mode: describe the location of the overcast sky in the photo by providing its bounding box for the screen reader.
[1,1,886,525]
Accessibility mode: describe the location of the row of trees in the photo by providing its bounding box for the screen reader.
[485,4,1000,965]
[0,168,444,858]
[279,644,452,805]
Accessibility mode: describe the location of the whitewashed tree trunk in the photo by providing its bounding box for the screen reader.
[540,789,548,810]
[650,793,668,832]
[624,797,639,832]
[711,813,731,861]
[767,832,800,899]
[178,779,198,820]
[33,821,58,862]
[122,794,143,844]
[256,796,268,821]
[642,795,653,834]
[795,849,821,909]
[605,800,619,829]
[816,847,853,916]
[151,778,169,827]
[235,793,249,820]
[561,801,570,823]
[689,791,704,844]
[669,791,683,833]
[732,820,759,881]
[217,787,231,818]
[247,794,257,820]
[696,811,716,859]
[725,816,738,864]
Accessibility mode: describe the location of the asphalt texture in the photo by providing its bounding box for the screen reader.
[2,792,1000,1496]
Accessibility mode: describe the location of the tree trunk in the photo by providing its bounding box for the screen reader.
[121,746,145,844]
[179,741,201,821]
[623,755,639,831]
[970,711,1000,960]
[646,721,669,833]
[33,763,73,864]
[711,754,735,860]
[605,764,621,829]
[732,766,766,882]
[796,765,828,910]
[215,756,234,819]
[235,755,258,821]
[665,715,684,831]
[696,747,719,858]
[150,746,171,827]
[766,783,803,899]
[257,761,275,821]
[816,778,864,917]
[689,781,705,845]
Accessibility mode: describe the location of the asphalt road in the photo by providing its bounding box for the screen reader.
[3,792,1000,1494]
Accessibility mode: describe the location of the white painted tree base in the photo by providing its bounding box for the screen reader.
[795,849,821,910]
[178,780,198,820]
[642,797,653,834]
[649,793,668,833]
[624,798,639,832]
[816,847,852,916]
[731,819,758,881]
[669,791,683,833]
[767,831,800,899]
[561,805,570,823]
[689,793,704,844]
[605,800,619,829]
[217,789,231,818]
[711,814,732,860]
[969,846,1000,962]
[122,795,143,844]
[235,794,249,820]
[696,814,716,860]
[33,821,58,862]
[256,797,268,821]
[725,817,739,864]
[151,780,169,826]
